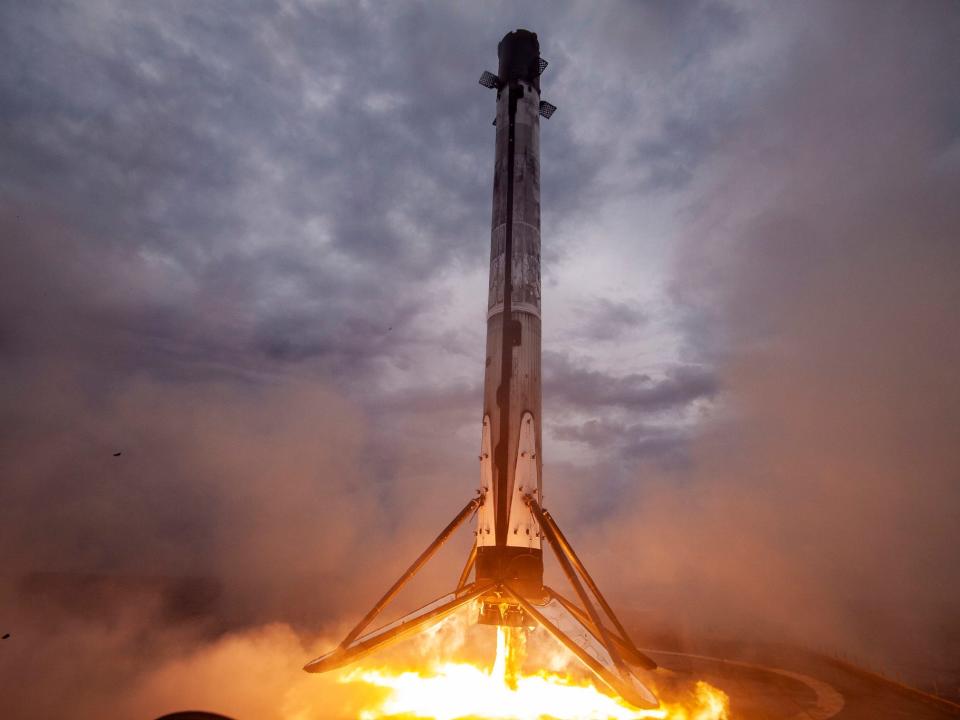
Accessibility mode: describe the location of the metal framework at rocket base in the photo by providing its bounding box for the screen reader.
[303,29,660,711]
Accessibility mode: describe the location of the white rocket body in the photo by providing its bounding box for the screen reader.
[475,29,545,611]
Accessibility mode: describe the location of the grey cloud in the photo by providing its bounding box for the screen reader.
[0,0,744,401]
[546,1,749,200]
[569,297,648,341]
[0,2,609,391]
[551,417,691,466]
[631,115,722,192]
[553,417,629,449]
[544,351,717,414]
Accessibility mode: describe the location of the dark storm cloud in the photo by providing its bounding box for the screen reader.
[544,350,717,414]
[0,2,491,380]
[0,0,744,395]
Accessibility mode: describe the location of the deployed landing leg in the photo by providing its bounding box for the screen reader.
[303,492,659,710]
[304,582,491,673]
[519,494,658,708]
[304,496,483,673]
[535,502,657,671]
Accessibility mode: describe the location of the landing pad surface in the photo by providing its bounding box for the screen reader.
[648,645,959,720]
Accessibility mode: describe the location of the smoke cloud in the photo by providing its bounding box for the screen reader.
[588,0,960,680]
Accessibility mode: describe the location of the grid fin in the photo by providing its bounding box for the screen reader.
[479,70,500,89]
[539,100,557,119]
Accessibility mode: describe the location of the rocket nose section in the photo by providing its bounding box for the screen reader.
[497,28,543,89]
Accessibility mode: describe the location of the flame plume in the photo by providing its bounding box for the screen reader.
[339,621,729,720]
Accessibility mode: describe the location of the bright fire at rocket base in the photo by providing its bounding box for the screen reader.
[338,615,730,720]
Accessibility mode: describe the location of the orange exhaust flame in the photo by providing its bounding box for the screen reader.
[339,623,729,720]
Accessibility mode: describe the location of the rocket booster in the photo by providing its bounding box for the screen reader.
[304,29,659,710]
[475,29,547,610]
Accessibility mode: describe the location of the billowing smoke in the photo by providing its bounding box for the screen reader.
[587,0,960,681]
[0,208,472,717]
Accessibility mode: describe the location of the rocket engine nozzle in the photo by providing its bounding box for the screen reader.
[478,598,530,628]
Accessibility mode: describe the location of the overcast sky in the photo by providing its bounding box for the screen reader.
[2,2,959,714]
